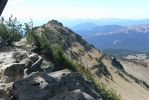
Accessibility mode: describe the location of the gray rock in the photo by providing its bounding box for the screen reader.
[26,56,43,74]
[12,69,102,100]
[0,63,25,83]
[0,82,13,99]
[19,53,44,75]
[28,53,39,62]
[20,58,32,69]
[50,89,96,100]
[0,89,9,100]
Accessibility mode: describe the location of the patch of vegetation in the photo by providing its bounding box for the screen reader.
[0,16,22,45]
[81,68,120,100]
[93,81,121,100]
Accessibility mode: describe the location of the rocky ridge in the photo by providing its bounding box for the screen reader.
[0,42,102,100]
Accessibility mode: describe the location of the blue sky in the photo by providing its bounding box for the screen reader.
[2,0,149,20]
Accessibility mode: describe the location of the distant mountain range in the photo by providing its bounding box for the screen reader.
[69,18,149,27]
[32,18,149,27]
[71,23,149,52]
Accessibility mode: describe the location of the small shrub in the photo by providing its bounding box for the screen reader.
[0,16,22,45]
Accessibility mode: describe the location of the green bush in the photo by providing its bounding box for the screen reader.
[0,16,22,45]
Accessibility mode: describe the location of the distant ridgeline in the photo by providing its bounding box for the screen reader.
[72,23,149,52]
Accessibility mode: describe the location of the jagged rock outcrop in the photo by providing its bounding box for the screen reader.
[12,69,102,100]
[0,48,102,100]
[0,44,103,100]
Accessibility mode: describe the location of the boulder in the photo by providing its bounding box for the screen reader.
[19,53,44,75]
[0,63,25,83]
[26,56,43,74]
[12,69,102,100]
[28,53,39,62]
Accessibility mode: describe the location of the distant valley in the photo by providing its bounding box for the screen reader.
[71,23,149,52]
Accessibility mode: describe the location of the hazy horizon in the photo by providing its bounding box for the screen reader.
[2,0,149,21]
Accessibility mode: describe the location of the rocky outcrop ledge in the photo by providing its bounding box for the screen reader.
[0,48,102,100]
